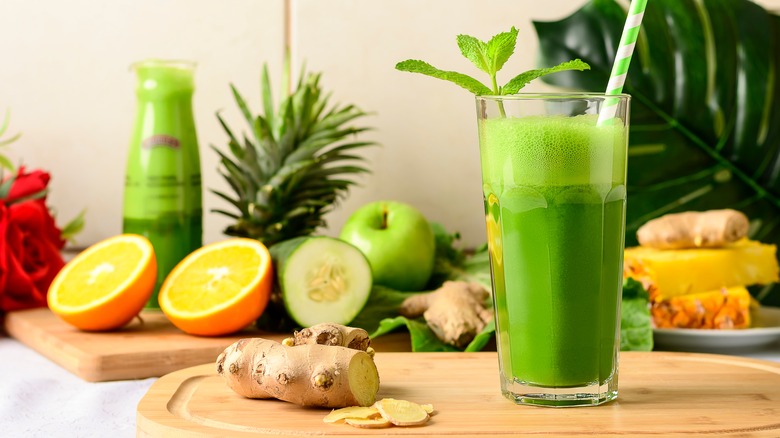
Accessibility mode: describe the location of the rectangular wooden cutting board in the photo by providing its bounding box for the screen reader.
[137,351,780,437]
[3,308,411,382]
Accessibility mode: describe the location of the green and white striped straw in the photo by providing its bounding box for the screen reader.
[598,0,648,125]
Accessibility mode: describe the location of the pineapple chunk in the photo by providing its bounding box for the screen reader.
[624,239,778,301]
[651,287,752,329]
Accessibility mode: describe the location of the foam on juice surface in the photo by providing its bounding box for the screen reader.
[478,114,626,190]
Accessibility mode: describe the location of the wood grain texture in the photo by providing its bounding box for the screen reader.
[3,308,411,382]
[136,351,780,437]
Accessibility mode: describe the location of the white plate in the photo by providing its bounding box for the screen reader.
[653,306,780,352]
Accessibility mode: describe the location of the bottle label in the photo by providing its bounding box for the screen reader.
[142,134,180,149]
[124,130,202,219]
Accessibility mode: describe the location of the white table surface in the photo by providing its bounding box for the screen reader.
[1,336,779,438]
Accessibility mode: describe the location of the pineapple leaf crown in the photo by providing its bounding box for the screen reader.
[211,62,376,246]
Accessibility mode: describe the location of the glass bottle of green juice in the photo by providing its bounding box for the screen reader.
[123,60,203,308]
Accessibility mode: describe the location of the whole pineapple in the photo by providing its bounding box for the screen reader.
[212,64,374,245]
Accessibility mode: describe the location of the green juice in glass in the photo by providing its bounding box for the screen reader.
[479,112,627,401]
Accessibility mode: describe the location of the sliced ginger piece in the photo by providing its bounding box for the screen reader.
[374,398,430,426]
[420,403,434,414]
[323,406,380,424]
[345,417,392,429]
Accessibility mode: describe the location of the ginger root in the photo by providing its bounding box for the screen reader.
[637,209,749,249]
[216,330,379,408]
[283,323,371,351]
[400,281,492,348]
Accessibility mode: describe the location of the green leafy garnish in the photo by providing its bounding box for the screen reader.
[620,278,654,351]
[396,26,590,95]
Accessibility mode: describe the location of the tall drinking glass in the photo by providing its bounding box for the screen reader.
[476,94,630,407]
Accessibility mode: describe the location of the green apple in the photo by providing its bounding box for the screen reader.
[340,201,435,291]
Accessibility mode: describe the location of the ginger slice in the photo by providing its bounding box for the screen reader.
[420,403,434,414]
[323,406,380,424]
[374,398,430,426]
[345,417,392,429]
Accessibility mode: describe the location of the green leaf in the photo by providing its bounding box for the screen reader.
[210,208,240,220]
[456,34,490,73]
[486,26,519,75]
[464,319,495,352]
[0,132,21,147]
[502,59,590,94]
[535,0,780,306]
[0,174,16,198]
[312,106,367,133]
[0,153,14,171]
[622,278,650,301]
[307,165,370,179]
[60,210,86,241]
[425,222,492,291]
[370,316,459,352]
[230,84,255,135]
[216,112,245,161]
[620,279,653,352]
[0,109,13,137]
[395,60,492,95]
[350,285,423,334]
[210,189,245,212]
[7,188,48,205]
[261,64,275,138]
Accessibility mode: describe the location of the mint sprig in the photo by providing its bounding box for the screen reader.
[396,26,590,96]
[395,60,492,95]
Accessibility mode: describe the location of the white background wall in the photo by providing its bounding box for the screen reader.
[2,0,779,248]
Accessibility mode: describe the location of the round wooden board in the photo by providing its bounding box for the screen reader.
[137,351,780,437]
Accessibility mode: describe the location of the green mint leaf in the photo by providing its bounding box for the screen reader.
[502,59,590,94]
[486,26,519,75]
[396,60,492,95]
[456,34,490,73]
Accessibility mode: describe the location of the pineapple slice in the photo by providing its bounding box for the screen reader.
[624,239,778,301]
[651,287,752,329]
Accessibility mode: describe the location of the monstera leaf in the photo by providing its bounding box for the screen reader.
[535,0,780,304]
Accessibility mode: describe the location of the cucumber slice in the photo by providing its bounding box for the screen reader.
[270,236,372,327]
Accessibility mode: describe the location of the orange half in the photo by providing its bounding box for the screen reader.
[48,234,157,331]
[158,238,273,336]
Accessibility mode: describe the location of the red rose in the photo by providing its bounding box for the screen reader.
[6,168,51,203]
[0,168,66,312]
